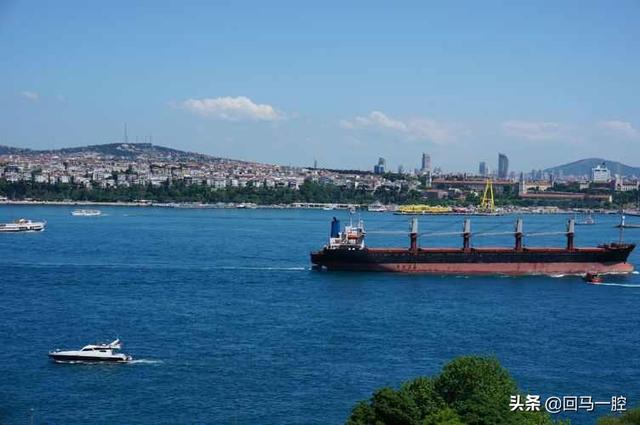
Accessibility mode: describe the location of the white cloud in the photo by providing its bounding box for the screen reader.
[597,120,640,139]
[341,111,457,144]
[501,120,561,141]
[20,91,39,101]
[180,96,284,121]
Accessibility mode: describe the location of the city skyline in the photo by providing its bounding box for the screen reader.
[1,1,639,171]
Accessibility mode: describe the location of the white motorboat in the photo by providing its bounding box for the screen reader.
[367,201,387,212]
[0,218,46,232]
[71,209,102,216]
[48,339,132,364]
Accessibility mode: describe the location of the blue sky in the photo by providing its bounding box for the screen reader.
[1,1,639,172]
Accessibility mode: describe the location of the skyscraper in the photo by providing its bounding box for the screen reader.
[374,157,386,174]
[421,153,431,173]
[479,161,487,177]
[498,153,509,179]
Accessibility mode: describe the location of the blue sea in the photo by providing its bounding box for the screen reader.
[1,206,639,424]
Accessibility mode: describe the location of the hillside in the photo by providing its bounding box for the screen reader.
[545,158,640,177]
[0,143,228,163]
[0,145,32,155]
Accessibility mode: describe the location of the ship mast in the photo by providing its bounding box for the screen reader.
[409,217,419,252]
[462,219,471,251]
[566,218,575,251]
[515,218,523,251]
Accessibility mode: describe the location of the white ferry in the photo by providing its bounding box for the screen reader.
[0,218,46,232]
[71,209,102,216]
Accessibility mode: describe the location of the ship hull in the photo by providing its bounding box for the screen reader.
[48,353,130,363]
[311,245,635,275]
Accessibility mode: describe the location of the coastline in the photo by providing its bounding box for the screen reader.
[0,199,622,215]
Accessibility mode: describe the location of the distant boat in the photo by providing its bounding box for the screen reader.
[583,272,603,284]
[0,218,46,232]
[236,203,257,209]
[367,202,387,212]
[71,209,102,217]
[614,215,640,229]
[575,212,595,225]
[322,204,336,211]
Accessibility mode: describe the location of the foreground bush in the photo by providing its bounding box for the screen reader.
[346,356,565,425]
[598,408,640,424]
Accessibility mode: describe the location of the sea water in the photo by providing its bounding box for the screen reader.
[0,206,639,424]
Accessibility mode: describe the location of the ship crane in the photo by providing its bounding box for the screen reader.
[373,217,578,251]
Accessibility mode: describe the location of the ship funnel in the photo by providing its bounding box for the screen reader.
[566,218,575,251]
[330,217,340,238]
[515,218,523,251]
[462,219,471,251]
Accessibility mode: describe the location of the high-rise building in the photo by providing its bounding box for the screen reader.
[374,157,386,174]
[397,165,404,174]
[421,153,431,173]
[479,161,487,177]
[591,163,611,183]
[498,153,509,179]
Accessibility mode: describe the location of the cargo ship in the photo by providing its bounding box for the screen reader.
[310,217,635,275]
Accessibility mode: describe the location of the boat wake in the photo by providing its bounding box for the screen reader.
[1,262,308,272]
[589,282,640,288]
[128,359,163,365]
[216,266,307,271]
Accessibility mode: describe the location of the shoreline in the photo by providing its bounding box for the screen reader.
[0,199,624,215]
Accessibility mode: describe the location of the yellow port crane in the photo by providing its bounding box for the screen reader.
[479,179,495,212]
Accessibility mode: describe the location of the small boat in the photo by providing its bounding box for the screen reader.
[48,339,132,364]
[614,215,640,229]
[0,218,46,232]
[71,209,102,217]
[367,202,387,212]
[322,204,336,211]
[584,272,603,284]
[575,212,595,225]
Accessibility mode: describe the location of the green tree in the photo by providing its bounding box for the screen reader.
[598,408,640,425]
[346,356,562,425]
[434,356,519,424]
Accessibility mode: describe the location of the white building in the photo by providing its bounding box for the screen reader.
[591,164,611,183]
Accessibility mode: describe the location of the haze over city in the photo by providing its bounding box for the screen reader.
[1,1,639,172]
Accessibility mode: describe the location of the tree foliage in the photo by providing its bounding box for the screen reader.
[346,356,565,425]
[598,408,640,425]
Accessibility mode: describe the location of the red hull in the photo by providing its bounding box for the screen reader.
[318,261,634,275]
